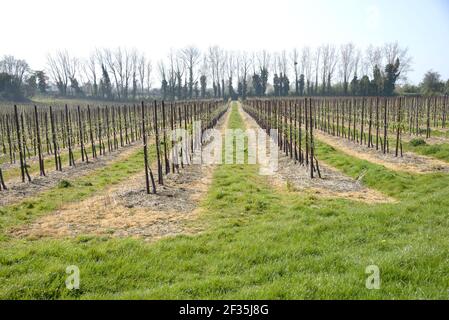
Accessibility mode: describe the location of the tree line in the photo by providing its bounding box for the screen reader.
[0,56,47,101]
[1,42,449,102]
[0,100,226,193]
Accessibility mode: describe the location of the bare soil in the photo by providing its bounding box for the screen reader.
[275,156,394,203]
[10,164,215,241]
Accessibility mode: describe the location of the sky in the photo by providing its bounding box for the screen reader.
[1,0,448,84]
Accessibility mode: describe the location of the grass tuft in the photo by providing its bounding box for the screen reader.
[409,138,426,147]
[57,180,72,189]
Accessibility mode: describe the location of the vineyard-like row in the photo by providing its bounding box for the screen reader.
[0,100,226,192]
[243,98,321,178]
[244,95,448,176]
[1,96,447,191]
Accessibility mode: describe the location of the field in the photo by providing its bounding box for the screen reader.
[0,98,449,299]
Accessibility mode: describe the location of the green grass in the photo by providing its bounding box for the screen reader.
[409,138,427,147]
[0,102,448,299]
[403,141,449,163]
[428,129,449,138]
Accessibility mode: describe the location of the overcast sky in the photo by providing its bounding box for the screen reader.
[1,0,448,84]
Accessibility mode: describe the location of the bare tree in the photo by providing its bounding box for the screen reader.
[271,52,279,76]
[239,52,251,99]
[257,50,271,71]
[208,47,217,97]
[219,51,228,98]
[138,54,146,96]
[257,50,270,96]
[181,46,201,99]
[122,48,134,99]
[290,48,299,95]
[208,46,227,98]
[365,44,383,74]
[312,47,322,94]
[278,50,288,76]
[47,50,78,95]
[164,50,174,100]
[101,47,134,99]
[251,51,257,75]
[383,41,412,82]
[82,52,98,96]
[339,43,356,94]
[158,60,168,99]
[130,50,139,99]
[199,56,209,98]
[235,52,240,86]
[114,47,125,98]
[145,60,152,96]
[301,46,312,95]
[226,51,235,96]
[322,44,338,94]
[174,50,185,100]
[353,49,361,78]
[321,44,330,94]
[327,46,338,93]
[0,55,29,86]
[47,52,67,95]
[103,48,121,99]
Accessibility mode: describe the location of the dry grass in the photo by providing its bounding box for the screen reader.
[0,143,141,207]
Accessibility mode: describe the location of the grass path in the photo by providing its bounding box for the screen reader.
[0,102,448,299]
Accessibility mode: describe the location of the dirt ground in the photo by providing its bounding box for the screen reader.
[0,143,140,207]
[10,108,232,241]
[10,164,215,241]
[238,105,393,203]
[314,131,449,174]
